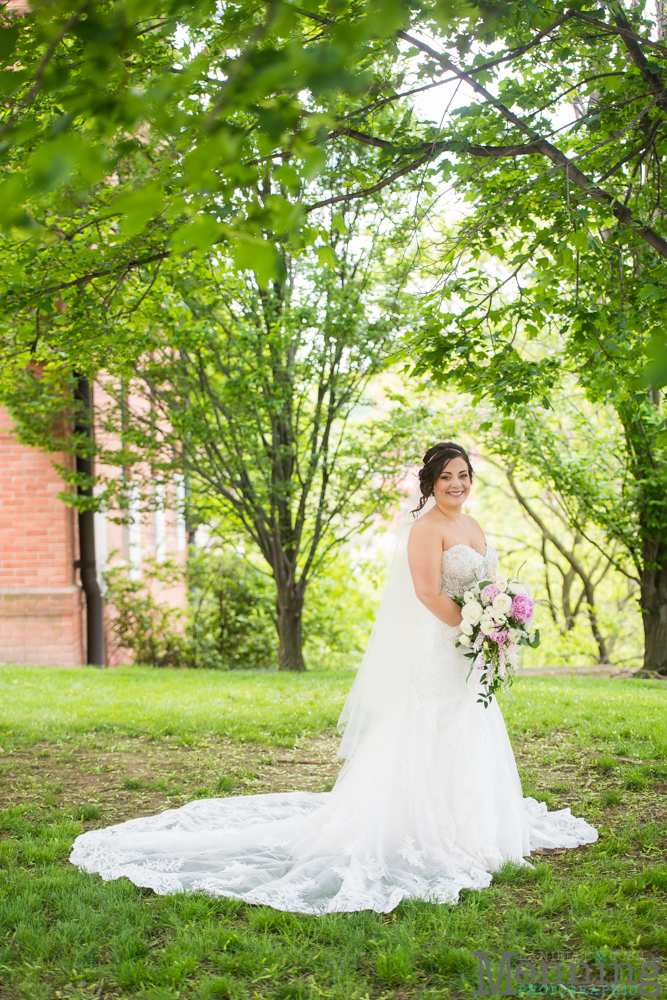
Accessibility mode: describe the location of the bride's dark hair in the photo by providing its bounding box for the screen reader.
[413,441,474,513]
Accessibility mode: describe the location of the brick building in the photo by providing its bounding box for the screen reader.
[0,403,187,667]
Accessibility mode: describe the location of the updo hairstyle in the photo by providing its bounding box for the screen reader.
[413,441,474,513]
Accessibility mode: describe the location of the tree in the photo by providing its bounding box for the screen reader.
[5,170,428,670]
[451,386,661,670]
[371,1,667,673]
[0,0,436,369]
[7,0,667,342]
[10,0,667,670]
[476,453,621,665]
[504,466,620,665]
[432,393,642,666]
[111,208,425,669]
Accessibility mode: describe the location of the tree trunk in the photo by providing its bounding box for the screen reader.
[276,585,306,672]
[640,537,667,674]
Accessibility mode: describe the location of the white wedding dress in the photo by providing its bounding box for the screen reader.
[70,538,597,914]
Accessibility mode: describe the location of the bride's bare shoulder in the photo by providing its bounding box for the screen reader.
[408,510,444,545]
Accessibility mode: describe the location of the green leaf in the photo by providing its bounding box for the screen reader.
[0,24,19,62]
[113,184,165,237]
[639,283,660,302]
[0,173,28,227]
[171,214,224,253]
[644,340,667,390]
[231,238,279,287]
[332,214,347,235]
[27,143,73,192]
[316,245,335,268]
[300,146,326,181]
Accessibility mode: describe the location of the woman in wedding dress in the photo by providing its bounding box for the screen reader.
[70,441,597,913]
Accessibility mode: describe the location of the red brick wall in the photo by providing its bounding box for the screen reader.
[0,406,85,665]
[1,390,188,668]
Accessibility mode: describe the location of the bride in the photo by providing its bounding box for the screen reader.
[70,441,597,913]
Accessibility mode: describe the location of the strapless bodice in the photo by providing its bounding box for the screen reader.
[440,543,498,597]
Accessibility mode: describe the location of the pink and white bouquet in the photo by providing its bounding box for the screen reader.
[452,576,540,707]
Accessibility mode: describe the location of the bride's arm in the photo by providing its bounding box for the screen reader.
[407,521,463,627]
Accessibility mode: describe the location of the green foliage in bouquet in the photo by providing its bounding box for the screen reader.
[453,576,541,708]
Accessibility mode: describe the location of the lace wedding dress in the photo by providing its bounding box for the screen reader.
[70,538,598,913]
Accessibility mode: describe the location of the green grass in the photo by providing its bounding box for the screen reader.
[0,664,351,744]
[0,665,666,1000]
[1,665,665,756]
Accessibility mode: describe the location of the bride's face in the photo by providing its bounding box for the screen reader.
[433,457,471,510]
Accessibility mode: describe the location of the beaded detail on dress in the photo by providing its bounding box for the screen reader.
[440,543,498,598]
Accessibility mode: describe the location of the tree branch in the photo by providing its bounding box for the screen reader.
[569,9,667,58]
[506,468,609,661]
[27,252,171,299]
[306,150,436,211]
[610,1,667,111]
[398,31,667,259]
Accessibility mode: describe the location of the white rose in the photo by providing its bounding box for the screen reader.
[461,600,483,625]
[492,592,513,614]
[480,618,495,636]
[458,634,471,647]
[459,620,473,635]
[509,582,528,596]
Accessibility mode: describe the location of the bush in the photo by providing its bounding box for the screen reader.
[103,543,383,670]
[104,549,276,669]
[187,547,278,669]
[302,551,383,669]
[104,559,189,668]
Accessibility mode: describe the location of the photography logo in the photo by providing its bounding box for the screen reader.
[473,951,663,997]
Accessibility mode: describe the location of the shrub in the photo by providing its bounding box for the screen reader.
[103,549,276,669]
[103,543,382,670]
[104,559,189,668]
[302,552,383,669]
[187,547,278,670]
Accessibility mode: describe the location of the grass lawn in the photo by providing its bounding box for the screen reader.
[0,663,666,1000]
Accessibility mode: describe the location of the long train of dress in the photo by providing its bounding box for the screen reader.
[70,544,597,913]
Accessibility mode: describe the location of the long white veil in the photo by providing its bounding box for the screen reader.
[336,477,434,759]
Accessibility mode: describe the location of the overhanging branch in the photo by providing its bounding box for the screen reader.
[399,31,667,259]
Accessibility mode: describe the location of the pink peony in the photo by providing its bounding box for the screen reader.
[490,629,509,645]
[481,584,501,606]
[511,593,534,623]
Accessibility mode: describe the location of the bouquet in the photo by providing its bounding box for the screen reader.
[452,577,540,707]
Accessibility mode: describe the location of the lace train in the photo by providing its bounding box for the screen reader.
[70,790,597,914]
